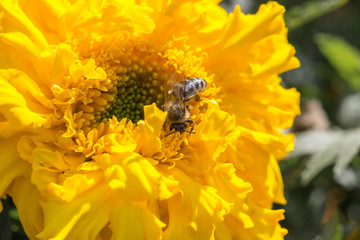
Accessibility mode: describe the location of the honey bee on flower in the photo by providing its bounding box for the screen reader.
[164,75,208,136]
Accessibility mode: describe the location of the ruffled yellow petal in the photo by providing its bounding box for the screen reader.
[152,0,228,46]
[211,163,254,229]
[55,0,156,42]
[0,137,29,207]
[51,43,77,84]
[162,167,232,240]
[0,1,53,79]
[205,2,298,72]
[0,31,41,62]
[221,76,300,135]
[185,103,241,172]
[38,181,114,240]
[245,200,287,239]
[0,69,49,137]
[13,0,69,43]
[110,201,165,240]
[33,148,71,171]
[0,1,48,51]
[136,104,167,157]
[101,151,177,201]
[220,137,287,207]
[7,177,43,240]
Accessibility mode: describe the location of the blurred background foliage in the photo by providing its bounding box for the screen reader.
[220,0,360,239]
[1,0,360,239]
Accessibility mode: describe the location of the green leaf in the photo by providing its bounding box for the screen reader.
[285,0,348,30]
[315,33,360,91]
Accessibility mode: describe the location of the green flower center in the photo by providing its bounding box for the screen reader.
[91,53,169,125]
[97,76,163,123]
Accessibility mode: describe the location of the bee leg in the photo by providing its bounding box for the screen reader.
[184,96,196,102]
[185,95,202,102]
[165,131,177,137]
[184,129,195,134]
[185,119,193,124]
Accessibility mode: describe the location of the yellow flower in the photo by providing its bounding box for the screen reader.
[0,0,300,239]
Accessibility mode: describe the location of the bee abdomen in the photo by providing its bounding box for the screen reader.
[184,77,207,98]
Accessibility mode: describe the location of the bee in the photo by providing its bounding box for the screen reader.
[168,77,208,102]
[164,76,207,136]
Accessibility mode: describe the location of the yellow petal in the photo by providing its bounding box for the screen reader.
[45,169,104,202]
[0,136,29,206]
[32,161,62,192]
[211,163,254,228]
[135,103,167,157]
[102,152,177,201]
[104,133,137,154]
[57,0,155,42]
[7,177,43,240]
[51,43,77,84]
[0,32,41,61]
[221,137,287,207]
[164,168,232,240]
[32,148,69,171]
[247,200,287,239]
[110,201,165,240]
[0,0,48,51]
[0,69,48,137]
[38,182,114,240]
[152,1,227,48]
[205,2,299,80]
[15,0,69,43]
[189,105,240,170]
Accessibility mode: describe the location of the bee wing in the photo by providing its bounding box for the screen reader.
[180,72,187,115]
[172,71,187,115]
[162,70,184,110]
[162,72,173,111]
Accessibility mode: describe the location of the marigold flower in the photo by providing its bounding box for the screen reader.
[0,0,300,239]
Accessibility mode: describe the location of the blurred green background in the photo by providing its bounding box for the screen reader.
[2,0,360,239]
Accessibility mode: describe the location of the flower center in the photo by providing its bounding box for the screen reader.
[81,36,176,127]
[94,58,166,124]
[77,34,211,133]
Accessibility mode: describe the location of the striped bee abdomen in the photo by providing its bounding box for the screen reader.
[184,77,207,99]
[170,77,207,101]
